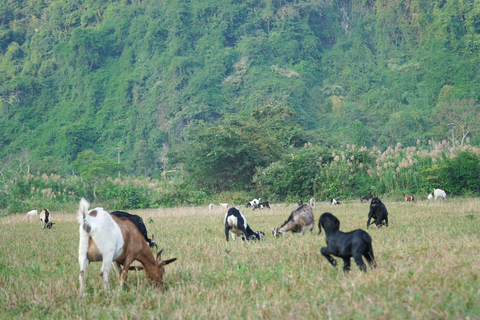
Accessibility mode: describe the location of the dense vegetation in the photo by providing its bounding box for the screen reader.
[1,0,480,211]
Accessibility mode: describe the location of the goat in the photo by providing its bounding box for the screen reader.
[427,193,433,201]
[360,194,374,202]
[25,209,38,221]
[434,188,447,200]
[224,207,264,241]
[319,212,376,273]
[209,203,214,211]
[245,202,252,208]
[249,198,261,208]
[219,203,229,208]
[404,194,415,202]
[309,197,316,207]
[39,209,54,229]
[110,211,157,249]
[367,197,389,229]
[298,199,304,206]
[272,204,314,237]
[77,198,176,296]
[253,201,270,210]
[330,198,341,205]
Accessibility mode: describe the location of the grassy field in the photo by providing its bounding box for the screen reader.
[1,198,479,319]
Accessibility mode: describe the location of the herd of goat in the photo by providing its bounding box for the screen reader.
[24,188,447,295]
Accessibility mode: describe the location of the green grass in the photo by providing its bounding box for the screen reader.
[1,199,479,319]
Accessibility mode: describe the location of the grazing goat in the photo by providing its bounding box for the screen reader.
[253,201,270,210]
[367,197,389,229]
[404,194,415,202]
[427,193,433,201]
[330,198,341,205]
[309,197,316,207]
[219,203,229,208]
[360,194,374,202]
[39,209,54,229]
[249,198,261,208]
[110,211,157,249]
[77,198,176,296]
[433,188,447,200]
[224,207,264,241]
[209,203,214,211]
[298,199,304,206]
[25,209,38,221]
[272,204,314,237]
[245,202,252,208]
[319,212,376,273]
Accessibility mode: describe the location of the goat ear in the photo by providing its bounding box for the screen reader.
[161,258,177,266]
[156,249,164,261]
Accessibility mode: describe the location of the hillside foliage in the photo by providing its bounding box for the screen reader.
[1,0,480,210]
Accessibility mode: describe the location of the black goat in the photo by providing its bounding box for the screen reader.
[318,212,376,273]
[224,207,264,241]
[360,194,374,202]
[110,211,158,249]
[367,197,389,229]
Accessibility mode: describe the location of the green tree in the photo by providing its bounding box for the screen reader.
[72,150,124,198]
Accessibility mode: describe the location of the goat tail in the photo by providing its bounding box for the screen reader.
[77,197,90,225]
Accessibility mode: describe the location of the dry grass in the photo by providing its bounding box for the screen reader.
[1,199,479,319]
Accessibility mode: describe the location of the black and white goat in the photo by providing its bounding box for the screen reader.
[39,209,54,229]
[272,204,314,237]
[253,201,270,210]
[224,207,264,241]
[319,212,376,273]
[367,197,389,229]
[330,198,341,205]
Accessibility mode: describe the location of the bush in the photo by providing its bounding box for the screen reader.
[440,151,480,196]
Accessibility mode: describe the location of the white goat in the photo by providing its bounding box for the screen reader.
[309,197,316,207]
[25,209,38,221]
[434,188,447,200]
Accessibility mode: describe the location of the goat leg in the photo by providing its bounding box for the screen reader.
[321,248,337,267]
[353,254,367,272]
[225,225,230,242]
[342,258,351,274]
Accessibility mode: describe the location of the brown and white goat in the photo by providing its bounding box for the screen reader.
[272,204,314,237]
[77,198,176,296]
[404,194,415,202]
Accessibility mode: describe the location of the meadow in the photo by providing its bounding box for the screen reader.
[1,198,479,319]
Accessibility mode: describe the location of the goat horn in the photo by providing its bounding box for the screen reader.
[156,248,164,261]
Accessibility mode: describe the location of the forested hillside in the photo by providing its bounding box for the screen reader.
[1,0,480,210]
